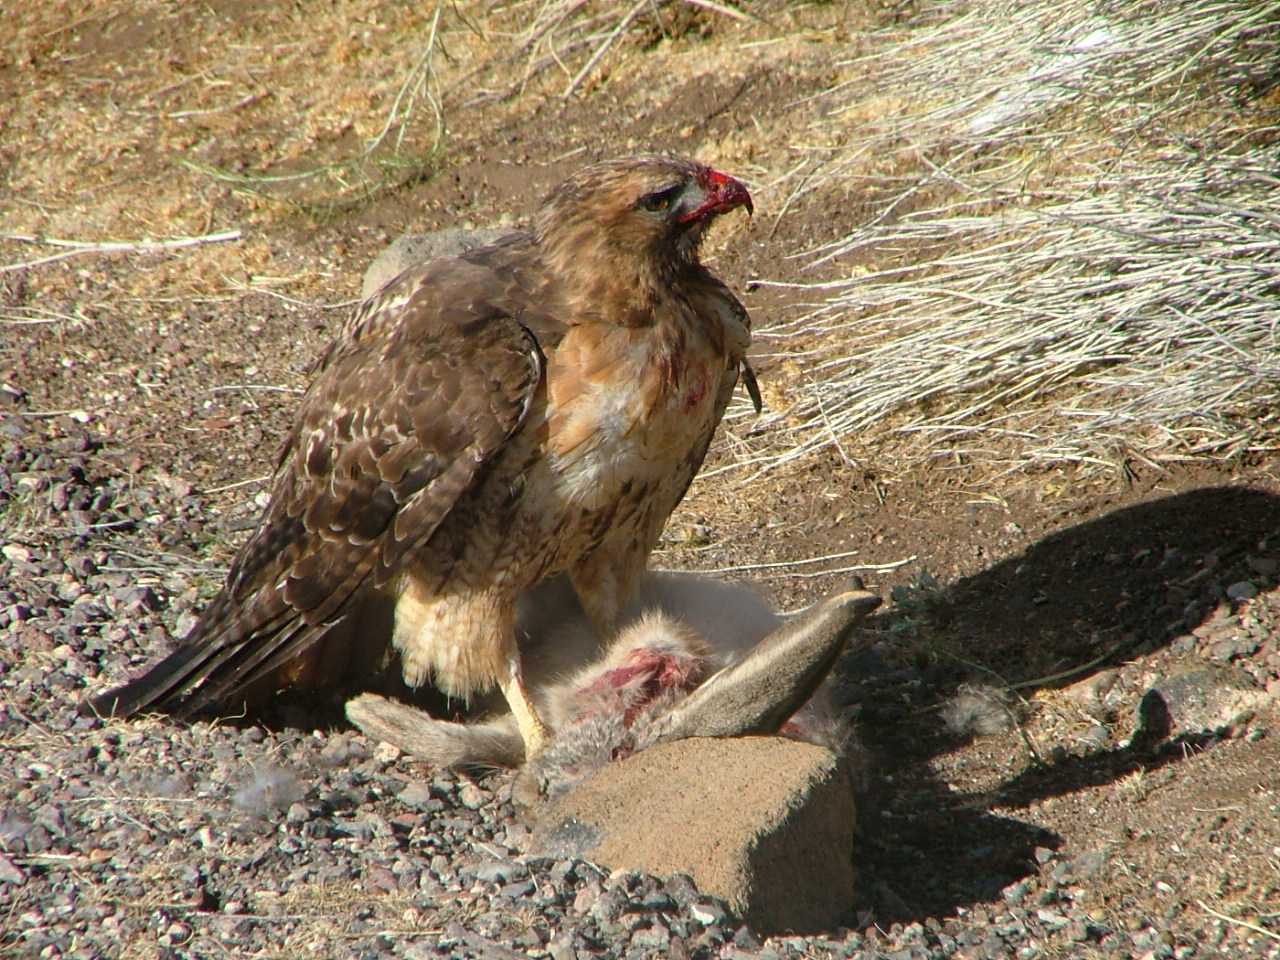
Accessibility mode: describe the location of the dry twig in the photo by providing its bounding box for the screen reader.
[1,230,242,273]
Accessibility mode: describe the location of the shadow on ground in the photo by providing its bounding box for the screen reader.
[845,483,1280,922]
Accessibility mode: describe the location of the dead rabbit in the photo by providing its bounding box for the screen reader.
[347,573,880,822]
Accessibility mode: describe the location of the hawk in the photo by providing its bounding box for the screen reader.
[86,155,758,759]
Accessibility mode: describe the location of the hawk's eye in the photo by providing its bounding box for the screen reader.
[638,185,680,214]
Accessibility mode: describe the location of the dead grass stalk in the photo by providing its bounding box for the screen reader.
[747,0,1280,479]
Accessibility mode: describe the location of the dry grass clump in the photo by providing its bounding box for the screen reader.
[750,0,1280,478]
[469,0,754,102]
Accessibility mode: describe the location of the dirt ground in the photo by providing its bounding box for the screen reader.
[3,1,1278,956]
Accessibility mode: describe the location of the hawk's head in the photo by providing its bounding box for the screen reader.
[535,155,753,277]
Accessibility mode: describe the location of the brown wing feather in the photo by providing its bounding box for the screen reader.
[86,250,548,719]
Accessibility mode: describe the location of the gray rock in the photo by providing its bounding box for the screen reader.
[1135,663,1273,741]
[548,933,579,960]
[397,781,434,811]
[1208,635,1260,662]
[1246,555,1278,577]
[457,781,491,810]
[527,736,858,936]
[1226,580,1259,602]
[0,853,26,885]
[631,918,671,950]
[1060,668,1119,707]
[690,900,728,927]
[466,856,525,885]
[361,228,509,299]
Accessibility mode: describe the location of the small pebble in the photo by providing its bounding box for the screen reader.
[1226,581,1259,601]
[397,781,434,811]
[458,782,488,810]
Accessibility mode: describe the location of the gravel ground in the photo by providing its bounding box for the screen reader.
[4,412,1279,959]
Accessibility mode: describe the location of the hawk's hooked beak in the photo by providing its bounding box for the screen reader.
[679,170,754,224]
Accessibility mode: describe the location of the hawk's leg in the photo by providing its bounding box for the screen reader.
[393,580,552,757]
[500,654,552,759]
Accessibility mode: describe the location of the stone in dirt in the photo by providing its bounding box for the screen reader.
[361,229,508,298]
[526,736,857,936]
[1134,662,1274,742]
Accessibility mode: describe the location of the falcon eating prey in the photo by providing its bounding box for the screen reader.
[86,155,758,760]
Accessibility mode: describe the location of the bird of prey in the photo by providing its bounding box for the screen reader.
[86,154,759,760]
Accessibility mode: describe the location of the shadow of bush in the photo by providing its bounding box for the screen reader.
[844,483,1280,922]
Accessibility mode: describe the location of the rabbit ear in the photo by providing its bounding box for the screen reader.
[639,585,881,747]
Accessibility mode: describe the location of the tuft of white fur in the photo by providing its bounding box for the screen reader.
[942,684,1015,736]
[231,766,304,818]
[622,572,780,667]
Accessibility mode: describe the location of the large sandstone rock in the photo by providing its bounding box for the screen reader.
[361,228,508,298]
[527,736,858,936]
